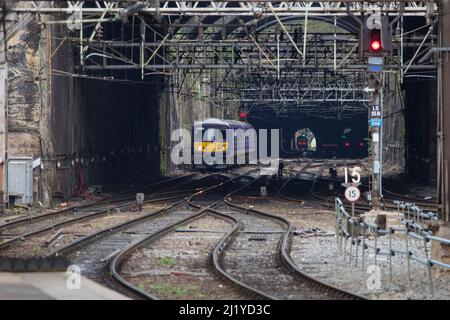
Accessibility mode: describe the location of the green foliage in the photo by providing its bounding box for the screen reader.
[158,256,176,266]
[32,246,43,254]
[138,283,146,291]
[159,94,168,175]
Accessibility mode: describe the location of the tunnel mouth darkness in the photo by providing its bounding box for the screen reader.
[44,20,165,201]
[75,76,161,186]
[247,111,369,160]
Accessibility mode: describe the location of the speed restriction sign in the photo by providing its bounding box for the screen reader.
[345,186,361,202]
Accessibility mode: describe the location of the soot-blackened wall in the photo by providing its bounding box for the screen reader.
[77,78,161,185]
[49,74,162,200]
[45,21,162,201]
[404,75,437,184]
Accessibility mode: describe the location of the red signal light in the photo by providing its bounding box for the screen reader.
[370,39,381,52]
[369,29,382,53]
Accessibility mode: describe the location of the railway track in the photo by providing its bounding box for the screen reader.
[108,169,260,299]
[277,159,314,205]
[210,174,364,300]
[110,167,362,300]
[277,159,345,211]
[280,159,437,216]
[0,174,196,239]
[4,160,421,300]
[112,213,243,299]
[354,163,438,211]
[0,174,223,258]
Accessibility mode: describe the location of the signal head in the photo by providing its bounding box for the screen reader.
[369,29,382,53]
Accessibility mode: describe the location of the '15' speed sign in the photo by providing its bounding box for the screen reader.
[345,186,361,202]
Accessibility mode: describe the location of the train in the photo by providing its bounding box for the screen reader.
[192,118,256,170]
[296,134,309,152]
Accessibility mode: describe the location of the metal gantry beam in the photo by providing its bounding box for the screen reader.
[7,1,438,17]
[77,32,433,71]
[226,71,370,103]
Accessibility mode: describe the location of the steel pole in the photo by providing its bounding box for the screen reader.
[371,88,381,207]
[438,0,450,221]
[0,6,8,211]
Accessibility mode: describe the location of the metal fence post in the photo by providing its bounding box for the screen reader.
[335,199,340,250]
[362,224,366,271]
[374,235,378,265]
[344,234,348,261]
[349,232,354,265]
[423,236,434,297]
[339,218,343,254]
[396,201,401,219]
[388,227,393,282]
[405,229,412,287]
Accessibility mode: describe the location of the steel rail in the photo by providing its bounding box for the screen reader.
[278,159,369,214]
[356,163,437,209]
[307,160,437,214]
[0,175,201,238]
[0,174,217,253]
[129,164,365,300]
[109,169,261,299]
[48,173,234,257]
[197,173,280,300]
[277,159,314,204]
[0,174,195,231]
[221,175,366,300]
[218,174,365,299]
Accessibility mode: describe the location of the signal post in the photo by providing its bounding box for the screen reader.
[364,14,391,208]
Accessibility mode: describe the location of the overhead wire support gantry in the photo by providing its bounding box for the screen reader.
[6,1,438,17]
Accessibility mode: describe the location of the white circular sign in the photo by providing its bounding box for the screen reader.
[366,14,382,30]
[345,186,361,202]
[67,11,82,31]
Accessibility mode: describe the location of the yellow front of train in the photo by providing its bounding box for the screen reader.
[192,119,230,169]
[194,141,228,153]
